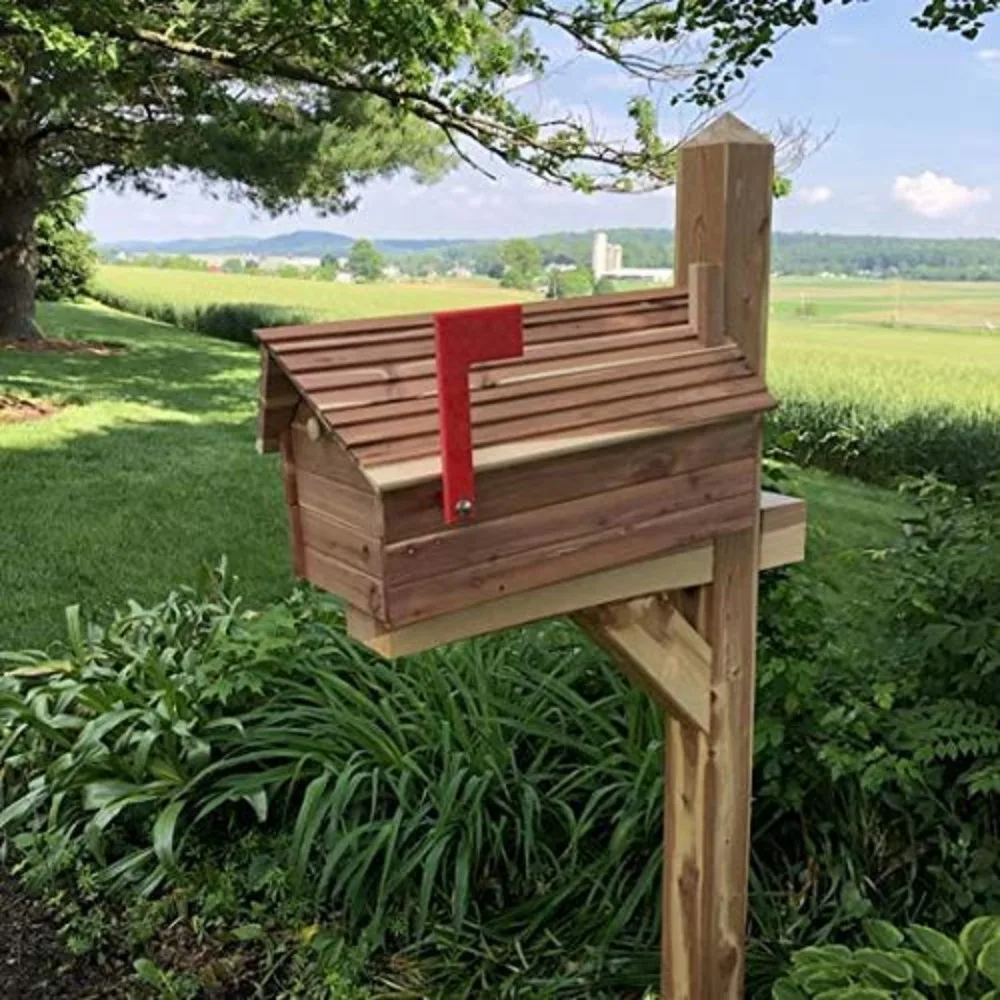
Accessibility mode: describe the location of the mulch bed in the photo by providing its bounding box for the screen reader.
[0,394,61,424]
[0,875,119,999]
[2,338,124,355]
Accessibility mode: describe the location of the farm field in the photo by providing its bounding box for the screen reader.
[94,266,1000,418]
[92,265,536,320]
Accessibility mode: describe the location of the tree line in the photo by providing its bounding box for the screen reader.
[389,230,1000,282]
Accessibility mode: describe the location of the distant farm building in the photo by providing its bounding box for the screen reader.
[591,232,673,284]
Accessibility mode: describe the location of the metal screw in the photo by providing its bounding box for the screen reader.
[454,498,474,519]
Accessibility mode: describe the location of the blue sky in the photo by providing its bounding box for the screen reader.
[85,0,1000,243]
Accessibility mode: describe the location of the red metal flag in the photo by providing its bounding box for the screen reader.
[434,304,524,525]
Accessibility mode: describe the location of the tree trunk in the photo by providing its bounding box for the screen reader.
[0,146,42,341]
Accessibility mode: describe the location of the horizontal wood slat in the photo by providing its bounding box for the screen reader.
[380,417,759,542]
[385,492,757,627]
[326,345,742,428]
[299,507,382,576]
[340,359,753,447]
[306,330,702,406]
[352,379,771,465]
[346,492,805,656]
[384,457,756,586]
[302,547,385,619]
[295,470,382,536]
[257,287,687,345]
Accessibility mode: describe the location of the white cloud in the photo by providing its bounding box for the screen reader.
[892,172,991,219]
[797,185,833,206]
[977,48,1000,62]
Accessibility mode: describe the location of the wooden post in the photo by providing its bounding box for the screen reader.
[662,114,774,999]
[675,113,774,377]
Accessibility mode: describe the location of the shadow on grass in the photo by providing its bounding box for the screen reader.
[1,302,259,416]
[1,302,294,650]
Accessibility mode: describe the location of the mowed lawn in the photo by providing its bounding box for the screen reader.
[1,303,293,648]
[3,294,907,651]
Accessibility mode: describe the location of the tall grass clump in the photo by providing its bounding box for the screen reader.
[768,398,1000,487]
[90,288,307,345]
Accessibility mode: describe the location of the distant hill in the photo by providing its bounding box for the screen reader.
[104,229,483,258]
[102,228,1000,281]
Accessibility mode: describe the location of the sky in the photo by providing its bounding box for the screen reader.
[85,0,1000,244]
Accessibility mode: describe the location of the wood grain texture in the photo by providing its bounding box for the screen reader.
[352,381,771,465]
[384,492,757,627]
[279,429,306,577]
[299,507,382,576]
[346,490,803,658]
[689,263,724,348]
[257,286,687,344]
[574,596,712,732]
[381,418,759,542]
[289,413,377,492]
[675,113,773,377]
[295,470,382,536]
[258,348,300,453]
[384,457,757,585]
[302,546,386,620]
[348,545,715,658]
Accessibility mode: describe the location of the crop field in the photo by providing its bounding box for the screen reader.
[92,265,534,321]
[95,266,1000,419]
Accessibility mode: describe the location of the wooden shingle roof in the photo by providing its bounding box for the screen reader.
[257,286,773,488]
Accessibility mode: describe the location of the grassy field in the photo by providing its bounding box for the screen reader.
[0,299,904,650]
[95,266,1000,418]
[93,265,535,321]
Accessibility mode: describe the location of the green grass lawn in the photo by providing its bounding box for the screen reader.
[0,302,293,649]
[0,299,908,651]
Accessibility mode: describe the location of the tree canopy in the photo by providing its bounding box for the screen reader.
[347,240,384,282]
[1,0,997,338]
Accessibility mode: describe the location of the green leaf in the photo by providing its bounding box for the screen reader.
[908,925,967,982]
[772,982,808,1000]
[960,916,1000,962]
[231,924,265,942]
[852,949,913,986]
[979,938,1000,988]
[864,920,905,950]
[152,801,184,869]
[895,948,943,986]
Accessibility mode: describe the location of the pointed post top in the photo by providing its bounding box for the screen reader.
[684,112,771,148]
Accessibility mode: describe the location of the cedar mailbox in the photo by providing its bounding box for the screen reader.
[256,114,807,1000]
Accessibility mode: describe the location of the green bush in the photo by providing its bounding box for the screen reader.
[88,290,308,345]
[774,916,1000,999]
[768,399,1000,488]
[36,196,96,301]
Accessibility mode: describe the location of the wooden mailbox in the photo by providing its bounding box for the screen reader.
[256,113,806,999]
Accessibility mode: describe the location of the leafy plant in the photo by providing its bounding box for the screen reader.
[773,916,1000,998]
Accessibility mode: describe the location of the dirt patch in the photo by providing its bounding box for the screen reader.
[0,394,61,424]
[0,874,119,999]
[2,338,124,355]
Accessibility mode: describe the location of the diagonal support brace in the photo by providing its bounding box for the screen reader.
[573,595,712,733]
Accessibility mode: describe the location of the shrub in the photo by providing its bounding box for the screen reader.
[36,196,96,301]
[773,916,1000,998]
[88,290,308,345]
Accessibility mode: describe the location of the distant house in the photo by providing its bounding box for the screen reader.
[334,272,354,284]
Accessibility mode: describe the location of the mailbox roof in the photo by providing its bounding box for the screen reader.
[257,286,772,489]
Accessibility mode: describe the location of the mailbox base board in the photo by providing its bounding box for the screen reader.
[346,491,804,658]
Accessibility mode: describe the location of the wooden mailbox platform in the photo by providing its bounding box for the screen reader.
[256,113,801,999]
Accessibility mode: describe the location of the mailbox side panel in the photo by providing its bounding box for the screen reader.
[380,417,761,628]
[282,405,388,621]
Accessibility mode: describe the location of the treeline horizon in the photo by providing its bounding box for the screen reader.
[103,228,1000,282]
